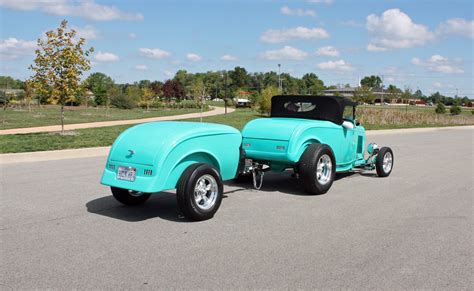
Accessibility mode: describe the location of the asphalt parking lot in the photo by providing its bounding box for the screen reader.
[1,127,472,289]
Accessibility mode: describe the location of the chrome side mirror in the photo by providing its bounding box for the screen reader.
[342,120,354,130]
[367,143,379,155]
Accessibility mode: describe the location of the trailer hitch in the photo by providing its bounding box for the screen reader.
[252,166,265,190]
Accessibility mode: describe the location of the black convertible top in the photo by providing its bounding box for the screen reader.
[270,95,357,125]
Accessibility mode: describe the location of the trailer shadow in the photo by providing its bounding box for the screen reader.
[86,188,246,223]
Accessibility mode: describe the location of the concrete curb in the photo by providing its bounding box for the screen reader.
[1,125,473,165]
[0,106,234,135]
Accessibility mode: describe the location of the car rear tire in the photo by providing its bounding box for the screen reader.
[176,163,223,221]
[299,144,336,195]
[376,147,394,177]
[111,187,151,205]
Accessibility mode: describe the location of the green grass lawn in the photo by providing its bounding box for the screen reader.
[1,107,473,154]
[0,106,205,130]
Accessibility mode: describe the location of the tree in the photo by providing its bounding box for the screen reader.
[360,75,382,89]
[413,89,424,99]
[125,85,142,106]
[0,90,11,111]
[150,81,163,96]
[402,88,413,104]
[302,73,324,94]
[29,20,93,133]
[173,70,194,97]
[191,79,207,122]
[140,87,155,112]
[106,85,120,114]
[387,84,401,102]
[85,72,114,105]
[353,86,375,104]
[429,92,444,105]
[229,67,250,92]
[0,76,24,89]
[435,102,446,114]
[258,86,279,115]
[24,79,35,112]
[162,80,185,102]
[137,79,151,89]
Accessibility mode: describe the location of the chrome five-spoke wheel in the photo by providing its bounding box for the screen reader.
[194,174,219,210]
[316,154,333,185]
[382,152,393,173]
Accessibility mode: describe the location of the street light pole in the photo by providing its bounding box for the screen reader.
[278,64,282,92]
[224,72,228,114]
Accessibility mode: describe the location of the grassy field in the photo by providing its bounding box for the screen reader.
[0,107,473,153]
[0,106,205,130]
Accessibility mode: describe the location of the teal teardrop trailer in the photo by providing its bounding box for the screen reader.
[101,95,394,221]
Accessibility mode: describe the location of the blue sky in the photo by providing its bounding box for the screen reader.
[1,0,473,97]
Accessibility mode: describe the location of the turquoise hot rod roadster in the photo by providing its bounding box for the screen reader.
[101,95,393,221]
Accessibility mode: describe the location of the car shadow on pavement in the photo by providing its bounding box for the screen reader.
[85,188,246,223]
[225,171,359,196]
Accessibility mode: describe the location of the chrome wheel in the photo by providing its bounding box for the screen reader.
[194,174,218,211]
[382,152,393,173]
[128,190,144,197]
[316,154,332,185]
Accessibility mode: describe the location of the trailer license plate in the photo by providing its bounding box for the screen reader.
[117,167,136,182]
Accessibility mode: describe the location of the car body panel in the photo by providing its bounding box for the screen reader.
[242,117,366,172]
[101,121,242,193]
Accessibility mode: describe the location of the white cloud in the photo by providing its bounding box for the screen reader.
[317,59,354,71]
[73,25,98,39]
[307,0,333,4]
[139,48,171,59]
[366,44,389,52]
[411,55,464,74]
[433,82,443,88]
[315,46,340,57]
[261,46,308,60]
[94,51,119,62]
[0,37,36,60]
[429,54,448,62]
[134,64,147,71]
[280,6,316,17]
[437,18,474,39]
[411,57,422,66]
[221,54,238,61]
[260,26,329,43]
[0,0,143,21]
[129,33,136,39]
[164,70,173,77]
[366,8,435,51]
[186,53,201,62]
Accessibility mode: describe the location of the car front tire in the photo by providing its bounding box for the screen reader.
[299,144,336,195]
[375,147,394,177]
[111,187,151,205]
[176,163,223,221]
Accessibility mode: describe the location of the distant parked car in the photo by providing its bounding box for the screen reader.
[235,98,251,108]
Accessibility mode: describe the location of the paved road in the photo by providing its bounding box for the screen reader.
[1,128,472,289]
[0,106,234,135]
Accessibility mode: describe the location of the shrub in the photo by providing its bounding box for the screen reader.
[435,102,446,114]
[111,94,136,109]
[450,105,461,115]
[258,86,279,115]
